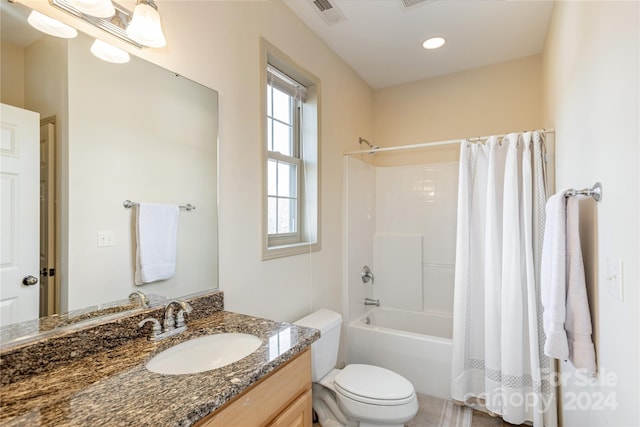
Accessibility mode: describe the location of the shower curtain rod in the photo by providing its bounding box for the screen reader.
[343,128,555,156]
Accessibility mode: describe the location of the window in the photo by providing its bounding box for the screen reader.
[262,41,320,259]
[266,66,303,245]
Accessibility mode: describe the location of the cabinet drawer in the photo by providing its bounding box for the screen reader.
[268,389,312,427]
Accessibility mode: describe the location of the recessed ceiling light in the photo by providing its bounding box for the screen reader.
[422,36,446,50]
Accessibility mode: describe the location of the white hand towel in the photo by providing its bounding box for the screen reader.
[134,203,179,285]
[565,196,597,374]
[541,191,569,359]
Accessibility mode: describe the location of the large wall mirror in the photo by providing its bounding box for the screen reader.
[0,0,218,340]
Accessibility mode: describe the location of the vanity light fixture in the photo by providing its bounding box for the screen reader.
[27,10,78,38]
[90,38,130,63]
[422,36,446,50]
[66,0,115,18]
[49,0,166,49]
[125,0,166,48]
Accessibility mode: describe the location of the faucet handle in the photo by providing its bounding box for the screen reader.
[361,266,374,284]
[129,290,149,308]
[139,318,162,340]
[175,302,193,328]
[181,301,193,314]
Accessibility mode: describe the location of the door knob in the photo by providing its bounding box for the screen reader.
[22,275,39,286]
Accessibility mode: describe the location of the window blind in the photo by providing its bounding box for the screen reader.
[267,64,307,102]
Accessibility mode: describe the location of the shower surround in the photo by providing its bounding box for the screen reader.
[345,155,459,320]
[344,154,459,396]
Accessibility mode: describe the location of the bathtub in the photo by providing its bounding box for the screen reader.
[347,307,453,400]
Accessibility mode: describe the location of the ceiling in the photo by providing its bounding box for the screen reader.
[283,0,555,89]
[3,0,555,90]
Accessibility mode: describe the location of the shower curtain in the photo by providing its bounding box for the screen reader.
[451,131,557,426]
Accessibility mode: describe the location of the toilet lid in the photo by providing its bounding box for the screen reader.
[334,364,415,405]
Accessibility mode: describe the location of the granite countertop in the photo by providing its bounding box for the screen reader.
[0,309,320,426]
[0,293,168,348]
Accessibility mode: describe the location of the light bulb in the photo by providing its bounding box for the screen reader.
[27,10,78,39]
[126,2,166,48]
[90,39,130,64]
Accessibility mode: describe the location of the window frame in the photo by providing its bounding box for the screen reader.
[261,39,321,260]
[266,73,302,245]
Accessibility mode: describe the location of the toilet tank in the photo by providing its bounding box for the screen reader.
[294,309,342,382]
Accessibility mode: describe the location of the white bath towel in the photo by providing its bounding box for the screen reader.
[134,203,179,285]
[565,196,597,374]
[541,191,569,360]
[541,192,597,373]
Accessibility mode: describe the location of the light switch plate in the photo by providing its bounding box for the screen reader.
[606,258,623,301]
[97,230,115,247]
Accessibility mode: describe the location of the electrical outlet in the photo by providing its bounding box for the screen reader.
[97,230,115,247]
[606,258,623,302]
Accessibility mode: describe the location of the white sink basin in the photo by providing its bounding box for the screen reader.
[146,333,263,375]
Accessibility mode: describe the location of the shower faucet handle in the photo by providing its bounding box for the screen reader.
[361,266,374,284]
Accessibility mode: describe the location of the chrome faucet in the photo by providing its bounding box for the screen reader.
[129,290,150,308]
[138,299,193,341]
[364,298,380,307]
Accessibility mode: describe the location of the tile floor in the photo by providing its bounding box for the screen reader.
[469,410,519,427]
[312,392,519,427]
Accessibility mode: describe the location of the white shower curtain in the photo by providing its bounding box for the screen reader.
[451,131,557,426]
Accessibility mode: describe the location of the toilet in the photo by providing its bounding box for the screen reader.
[295,309,418,427]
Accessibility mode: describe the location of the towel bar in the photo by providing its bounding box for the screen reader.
[565,182,602,202]
[123,200,196,212]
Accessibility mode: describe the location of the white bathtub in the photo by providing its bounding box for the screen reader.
[347,307,453,400]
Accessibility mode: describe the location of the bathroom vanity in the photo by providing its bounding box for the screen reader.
[0,291,319,426]
[196,349,312,427]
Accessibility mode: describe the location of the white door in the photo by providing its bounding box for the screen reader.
[0,103,40,326]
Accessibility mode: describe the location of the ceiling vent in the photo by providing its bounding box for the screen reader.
[311,0,346,25]
[400,0,437,8]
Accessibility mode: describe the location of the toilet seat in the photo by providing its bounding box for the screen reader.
[334,364,416,406]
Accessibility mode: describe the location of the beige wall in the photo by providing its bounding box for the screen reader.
[134,1,375,323]
[542,1,639,426]
[372,55,542,165]
[0,41,25,107]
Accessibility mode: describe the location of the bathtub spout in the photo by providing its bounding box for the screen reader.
[364,298,380,307]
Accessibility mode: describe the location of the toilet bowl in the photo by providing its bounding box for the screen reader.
[295,309,418,427]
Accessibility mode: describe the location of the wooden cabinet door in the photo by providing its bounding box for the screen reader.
[195,349,311,427]
[268,389,312,427]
